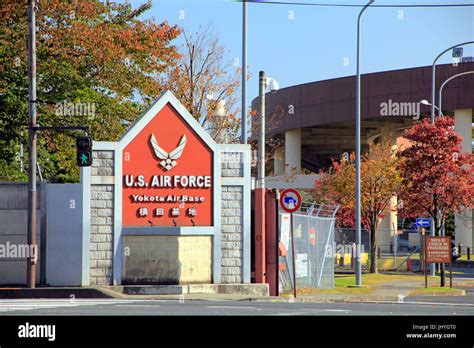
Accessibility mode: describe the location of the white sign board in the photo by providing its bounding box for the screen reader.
[280,213,291,250]
[296,253,308,278]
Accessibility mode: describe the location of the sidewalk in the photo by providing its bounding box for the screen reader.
[2,275,473,303]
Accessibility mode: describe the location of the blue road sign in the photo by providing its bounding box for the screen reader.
[415,218,430,228]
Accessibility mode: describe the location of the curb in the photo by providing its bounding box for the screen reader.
[0,287,114,299]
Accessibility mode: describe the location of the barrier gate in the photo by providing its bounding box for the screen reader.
[278,202,338,292]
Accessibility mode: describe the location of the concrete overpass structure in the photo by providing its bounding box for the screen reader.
[252,63,474,250]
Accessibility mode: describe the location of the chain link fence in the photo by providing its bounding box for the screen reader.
[278,203,338,292]
[334,228,370,269]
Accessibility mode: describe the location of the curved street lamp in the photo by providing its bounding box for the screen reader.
[428,41,474,277]
[439,71,474,113]
[431,41,474,122]
[420,99,444,117]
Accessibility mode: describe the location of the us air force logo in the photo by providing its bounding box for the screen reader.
[149,134,187,171]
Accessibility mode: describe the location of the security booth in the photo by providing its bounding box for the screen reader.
[80,91,252,286]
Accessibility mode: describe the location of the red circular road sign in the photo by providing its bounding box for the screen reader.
[280,188,302,213]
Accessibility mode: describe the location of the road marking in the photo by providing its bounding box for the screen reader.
[0,299,137,313]
[115,304,157,307]
[361,300,474,307]
[206,306,258,310]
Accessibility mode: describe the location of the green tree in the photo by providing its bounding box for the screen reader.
[0,0,181,182]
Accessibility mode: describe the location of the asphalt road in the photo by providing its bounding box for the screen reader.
[0,298,473,316]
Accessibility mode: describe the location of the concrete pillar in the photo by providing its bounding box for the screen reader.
[273,146,285,175]
[285,129,301,176]
[377,126,398,252]
[211,100,227,144]
[454,108,473,249]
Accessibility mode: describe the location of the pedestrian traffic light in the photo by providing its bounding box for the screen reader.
[76,136,93,167]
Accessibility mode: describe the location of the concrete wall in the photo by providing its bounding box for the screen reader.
[45,184,83,286]
[0,183,41,285]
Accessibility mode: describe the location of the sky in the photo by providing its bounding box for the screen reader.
[136,0,474,114]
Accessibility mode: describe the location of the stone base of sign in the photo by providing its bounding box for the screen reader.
[111,283,269,296]
[122,235,212,285]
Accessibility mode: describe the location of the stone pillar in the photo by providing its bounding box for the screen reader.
[90,150,115,285]
[377,127,398,252]
[285,129,301,175]
[273,146,285,175]
[220,150,248,283]
[454,108,473,249]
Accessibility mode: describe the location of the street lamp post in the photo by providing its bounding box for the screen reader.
[431,41,474,122]
[439,71,474,114]
[355,0,374,287]
[420,100,444,117]
[429,41,473,276]
[438,70,474,240]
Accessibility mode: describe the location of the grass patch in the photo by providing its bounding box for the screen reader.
[280,273,435,297]
[280,285,371,296]
[334,273,436,287]
[409,287,465,296]
[458,255,474,262]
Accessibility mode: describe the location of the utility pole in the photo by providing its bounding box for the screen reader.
[254,71,266,283]
[355,0,374,287]
[258,71,266,191]
[241,0,247,144]
[27,0,37,288]
[255,71,266,283]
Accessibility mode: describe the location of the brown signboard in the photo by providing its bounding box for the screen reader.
[425,236,452,264]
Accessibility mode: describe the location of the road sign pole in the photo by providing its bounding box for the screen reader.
[429,217,435,277]
[279,188,302,298]
[450,261,453,288]
[423,235,428,288]
[290,212,297,298]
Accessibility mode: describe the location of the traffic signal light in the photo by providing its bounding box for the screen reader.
[76,136,93,167]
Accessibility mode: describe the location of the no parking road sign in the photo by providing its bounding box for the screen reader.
[279,188,302,298]
[280,188,302,213]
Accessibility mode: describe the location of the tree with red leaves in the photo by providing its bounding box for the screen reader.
[398,116,474,286]
[313,142,404,273]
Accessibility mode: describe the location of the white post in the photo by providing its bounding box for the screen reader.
[285,129,301,176]
[454,108,473,249]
